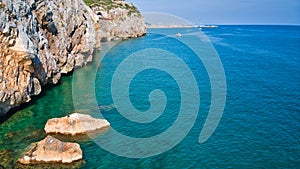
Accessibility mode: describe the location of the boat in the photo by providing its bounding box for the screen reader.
[194,25,202,30]
[199,25,218,28]
[176,33,182,37]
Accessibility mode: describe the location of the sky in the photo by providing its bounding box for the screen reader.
[128,0,300,25]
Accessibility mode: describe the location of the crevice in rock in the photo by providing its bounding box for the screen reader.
[69,25,78,38]
[66,43,73,53]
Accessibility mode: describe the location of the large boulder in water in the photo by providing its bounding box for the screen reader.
[17,136,82,164]
[44,113,110,137]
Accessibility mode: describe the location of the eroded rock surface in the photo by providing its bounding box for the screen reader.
[90,0,146,42]
[45,113,110,136]
[18,136,82,164]
[0,0,146,116]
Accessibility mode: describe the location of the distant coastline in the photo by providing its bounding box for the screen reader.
[146,25,194,28]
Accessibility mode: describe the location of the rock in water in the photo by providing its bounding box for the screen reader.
[18,136,82,164]
[44,113,110,136]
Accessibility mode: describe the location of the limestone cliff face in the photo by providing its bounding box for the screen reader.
[0,0,146,116]
[91,0,146,42]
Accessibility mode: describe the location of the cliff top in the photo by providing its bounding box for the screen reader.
[83,0,140,16]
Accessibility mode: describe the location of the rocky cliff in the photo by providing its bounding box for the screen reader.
[0,0,146,116]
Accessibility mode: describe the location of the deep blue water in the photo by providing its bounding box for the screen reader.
[0,25,299,168]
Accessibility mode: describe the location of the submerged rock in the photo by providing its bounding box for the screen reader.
[18,136,82,165]
[44,113,110,137]
[15,162,84,169]
[99,104,116,112]
[0,149,14,169]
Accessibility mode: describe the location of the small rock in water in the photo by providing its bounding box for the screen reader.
[17,136,82,165]
[44,113,110,137]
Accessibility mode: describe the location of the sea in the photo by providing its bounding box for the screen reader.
[0,25,299,168]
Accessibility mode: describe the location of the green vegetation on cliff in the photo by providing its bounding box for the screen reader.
[83,0,140,15]
[84,0,112,7]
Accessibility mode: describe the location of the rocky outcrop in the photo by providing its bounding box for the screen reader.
[0,0,146,116]
[91,1,146,42]
[45,113,110,136]
[18,136,82,164]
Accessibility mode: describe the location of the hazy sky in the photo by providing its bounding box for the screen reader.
[129,0,300,25]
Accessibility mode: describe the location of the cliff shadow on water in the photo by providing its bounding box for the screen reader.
[0,80,64,124]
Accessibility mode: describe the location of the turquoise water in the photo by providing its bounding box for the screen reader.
[0,26,299,168]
